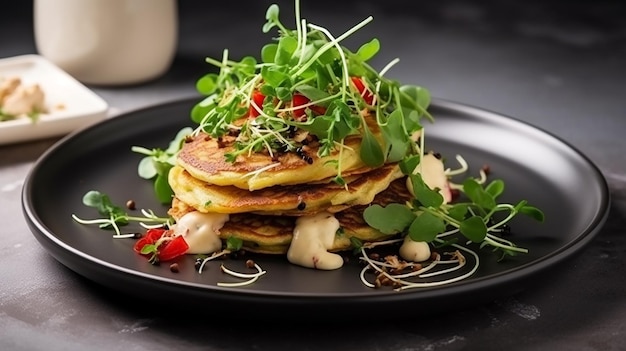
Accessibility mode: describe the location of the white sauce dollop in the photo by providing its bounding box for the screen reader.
[172,211,229,254]
[287,211,344,270]
[399,236,431,262]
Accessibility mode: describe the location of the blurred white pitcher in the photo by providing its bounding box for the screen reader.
[34,0,178,85]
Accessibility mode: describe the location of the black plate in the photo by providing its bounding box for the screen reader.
[22,98,610,320]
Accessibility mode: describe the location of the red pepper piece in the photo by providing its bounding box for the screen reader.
[158,235,189,261]
[133,228,166,254]
[249,91,266,117]
[133,227,189,262]
[351,77,374,105]
[292,94,309,117]
[292,94,326,117]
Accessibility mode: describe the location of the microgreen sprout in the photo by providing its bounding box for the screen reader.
[190,0,432,184]
[217,263,267,287]
[196,236,244,273]
[71,190,171,236]
[363,159,545,261]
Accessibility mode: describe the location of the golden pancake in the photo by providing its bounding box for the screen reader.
[168,163,403,216]
[168,178,412,254]
[177,114,384,191]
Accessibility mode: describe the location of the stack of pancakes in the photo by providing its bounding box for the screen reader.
[167,114,413,254]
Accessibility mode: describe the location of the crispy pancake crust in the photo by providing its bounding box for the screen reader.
[168,178,413,254]
[168,163,403,216]
[177,114,383,190]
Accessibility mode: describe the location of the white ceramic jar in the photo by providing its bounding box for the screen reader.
[34,0,178,86]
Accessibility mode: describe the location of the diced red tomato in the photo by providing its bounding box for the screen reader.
[351,77,374,105]
[158,235,189,261]
[133,228,166,254]
[249,91,266,117]
[133,228,189,262]
[292,94,326,117]
[292,94,309,117]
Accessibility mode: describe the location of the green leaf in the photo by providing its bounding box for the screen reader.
[153,159,172,177]
[82,190,126,219]
[519,204,545,222]
[154,173,174,205]
[261,66,290,87]
[276,87,292,101]
[399,85,431,112]
[82,190,106,209]
[166,127,193,154]
[275,36,298,65]
[259,84,275,97]
[356,38,380,61]
[459,216,487,243]
[447,204,469,221]
[380,109,410,163]
[399,154,420,175]
[196,74,218,95]
[191,95,217,124]
[261,43,278,63]
[262,4,280,33]
[409,173,444,208]
[235,56,257,78]
[463,178,496,210]
[137,156,157,179]
[485,179,505,198]
[140,244,157,255]
[294,115,332,139]
[315,65,331,91]
[363,204,416,234]
[408,212,445,242]
[295,84,331,104]
[359,123,385,167]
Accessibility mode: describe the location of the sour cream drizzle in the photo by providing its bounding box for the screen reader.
[172,211,229,254]
[287,211,344,270]
[399,235,431,262]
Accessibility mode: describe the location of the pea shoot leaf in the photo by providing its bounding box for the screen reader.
[196,73,218,95]
[408,212,445,242]
[359,122,385,167]
[409,173,444,208]
[363,204,415,234]
[261,44,278,63]
[82,190,123,217]
[263,4,280,33]
[399,154,420,175]
[276,36,298,65]
[459,216,488,243]
[517,202,546,222]
[485,179,505,198]
[356,38,380,61]
[381,109,410,163]
[463,178,496,210]
[447,204,469,221]
[154,173,174,205]
[295,84,331,104]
